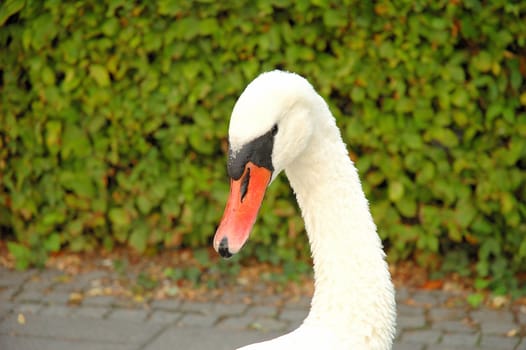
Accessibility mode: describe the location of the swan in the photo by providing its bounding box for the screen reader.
[213,70,396,349]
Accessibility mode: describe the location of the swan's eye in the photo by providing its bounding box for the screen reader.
[271,124,278,136]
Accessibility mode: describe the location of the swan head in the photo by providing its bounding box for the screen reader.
[213,70,320,257]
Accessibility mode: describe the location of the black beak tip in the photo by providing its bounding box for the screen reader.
[218,237,233,259]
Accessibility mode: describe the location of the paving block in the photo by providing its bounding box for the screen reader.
[480,321,519,335]
[392,342,424,350]
[24,276,57,292]
[0,268,32,287]
[246,305,278,318]
[275,296,310,310]
[148,310,183,324]
[0,286,18,301]
[0,314,162,344]
[0,335,136,350]
[440,332,479,347]
[39,305,72,317]
[250,317,287,332]
[150,299,181,311]
[470,309,514,323]
[0,305,12,322]
[429,307,467,322]
[12,303,43,315]
[42,291,72,305]
[519,311,526,326]
[397,315,426,330]
[216,315,254,330]
[179,301,215,313]
[212,303,248,317]
[395,287,410,303]
[427,345,477,350]
[177,313,218,327]
[402,330,441,345]
[107,308,149,321]
[14,290,45,303]
[144,326,282,350]
[397,304,425,316]
[431,320,477,333]
[218,290,252,304]
[50,282,81,293]
[279,308,308,323]
[515,338,526,350]
[76,271,110,286]
[410,291,439,306]
[479,335,519,349]
[83,295,116,307]
[70,306,109,319]
[180,301,246,317]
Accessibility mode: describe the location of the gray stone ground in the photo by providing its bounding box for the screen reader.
[0,265,524,350]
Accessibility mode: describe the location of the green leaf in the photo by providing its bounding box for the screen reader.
[129,225,148,252]
[323,9,346,27]
[45,120,62,155]
[0,0,25,26]
[454,200,477,228]
[89,64,111,87]
[136,195,153,214]
[109,208,131,228]
[396,197,417,218]
[473,51,492,72]
[157,0,183,15]
[199,18,218,35]
[7,242,31,270]
[44,233,61,252]
[467,293,484,308]
[388,181,404,202]
[101,18,120,37]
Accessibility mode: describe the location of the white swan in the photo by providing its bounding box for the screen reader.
[213,70,396,349]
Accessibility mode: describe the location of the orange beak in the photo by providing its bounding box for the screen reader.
[213,162,272,257]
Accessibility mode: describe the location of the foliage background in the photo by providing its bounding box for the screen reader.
[1,0,525,294]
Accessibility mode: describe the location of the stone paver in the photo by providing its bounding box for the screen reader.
[440,332,480,347]
[0,264,524,350]
[39,304,72,317]
[0,336,136,350]
[431,320,477,333]
[393,343,424,350]
[144,326,281,350]
[107,308,150,321]
[250,317,288,331]
[83,295,116,306]
[516,338,526,350]
[480,320,518,335]
[150,299,181,311]
[177,313,218,327]
[70,306,110,318]
[216,315,255,330]
[0,314,162,345]
[247,304,278,317]
[429,307,467,322]
[402,329,442,345]
[479,335,519,349]
[397,314,427,329]
[148,310,183,324]
[279,307,308,323]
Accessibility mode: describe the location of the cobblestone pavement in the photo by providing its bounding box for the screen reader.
[0,265,525,350]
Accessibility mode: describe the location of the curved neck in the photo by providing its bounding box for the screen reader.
[284,108,396,349]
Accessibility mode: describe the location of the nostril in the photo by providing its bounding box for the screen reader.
[240,167,250,202]
[218,237,232,258]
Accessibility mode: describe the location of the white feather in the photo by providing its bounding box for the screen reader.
[229,70,396,350]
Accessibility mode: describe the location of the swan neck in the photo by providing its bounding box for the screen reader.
[284,110,396,349]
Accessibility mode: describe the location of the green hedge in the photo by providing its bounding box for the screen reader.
[1,0,525,293]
